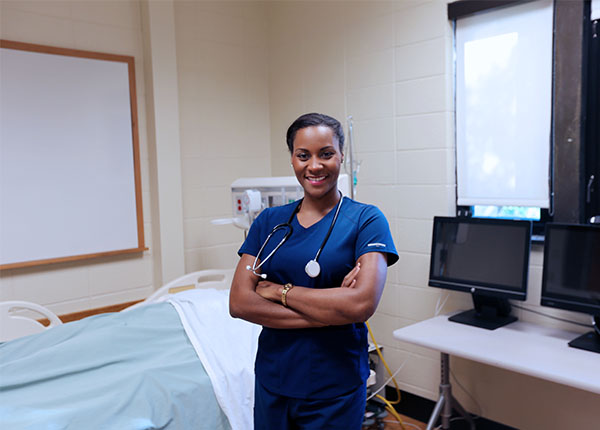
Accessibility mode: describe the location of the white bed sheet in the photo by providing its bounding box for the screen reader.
[167,289,261,430]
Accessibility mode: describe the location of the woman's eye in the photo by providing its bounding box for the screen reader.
[297,153,309,160]
[321,152,334,158]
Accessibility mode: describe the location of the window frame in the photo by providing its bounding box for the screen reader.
[449,0,593,240]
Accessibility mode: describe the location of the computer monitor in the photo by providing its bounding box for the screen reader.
[429,216,532,329]
[540,223,600,354]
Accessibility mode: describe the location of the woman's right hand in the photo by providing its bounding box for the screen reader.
[341,262,361,288]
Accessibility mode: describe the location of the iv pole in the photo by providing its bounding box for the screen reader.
[346,116,356,199]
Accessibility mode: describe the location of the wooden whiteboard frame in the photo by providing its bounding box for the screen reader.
[0,40,146,270]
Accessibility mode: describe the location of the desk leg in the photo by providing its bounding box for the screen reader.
[426,353,476,430]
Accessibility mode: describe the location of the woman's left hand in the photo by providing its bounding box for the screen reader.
[256,280,283,303]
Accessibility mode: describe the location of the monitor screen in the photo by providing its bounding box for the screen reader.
[541,223,600,315]
[429,216,531,300]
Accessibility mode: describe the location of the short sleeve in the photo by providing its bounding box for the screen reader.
[355,206,399,266]
[237,209,267,257]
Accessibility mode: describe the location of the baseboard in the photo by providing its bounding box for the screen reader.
[384,387,518,430]
[39,299,142,325]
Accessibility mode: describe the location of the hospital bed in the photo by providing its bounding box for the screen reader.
[0,300,63,342]
[0,269,261,430]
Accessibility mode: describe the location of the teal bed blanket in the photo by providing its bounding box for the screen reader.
[0,302,231,430]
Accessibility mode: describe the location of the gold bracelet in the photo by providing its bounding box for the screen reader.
[281,283,293,307]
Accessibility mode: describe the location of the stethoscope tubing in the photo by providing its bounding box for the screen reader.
[248,192,343,279]
[248,222,293,278]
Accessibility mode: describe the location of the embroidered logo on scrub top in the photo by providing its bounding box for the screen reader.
[367,243,386,247]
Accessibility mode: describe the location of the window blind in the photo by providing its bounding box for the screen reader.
[455,0,553,208]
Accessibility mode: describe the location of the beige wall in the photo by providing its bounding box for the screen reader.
[174,0,271,272]
[267,1,599,429]
[1,1,598,428]
[0,0,155,314]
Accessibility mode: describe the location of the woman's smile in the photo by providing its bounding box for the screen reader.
[291,125,342,202]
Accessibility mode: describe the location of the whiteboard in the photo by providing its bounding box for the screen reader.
[0,41,145,269]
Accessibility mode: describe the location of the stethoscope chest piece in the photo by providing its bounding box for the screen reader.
[247,192,343,280]
[305,259,321,278]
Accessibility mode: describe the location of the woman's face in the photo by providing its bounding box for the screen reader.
[291,125,343,201]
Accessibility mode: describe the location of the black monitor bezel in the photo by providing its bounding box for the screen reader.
[540,223,600,316]
[428,216,532,301]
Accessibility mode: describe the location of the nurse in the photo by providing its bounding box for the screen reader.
[230,112,398,430]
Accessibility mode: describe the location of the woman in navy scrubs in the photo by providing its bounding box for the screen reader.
[230,113,398,430]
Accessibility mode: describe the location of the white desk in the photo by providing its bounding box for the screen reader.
[393,315,600,429]
[393,315,600,394]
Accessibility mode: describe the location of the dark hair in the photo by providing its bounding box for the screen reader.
[286,113,344,153]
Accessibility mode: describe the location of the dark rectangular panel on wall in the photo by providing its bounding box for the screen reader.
[553,1,586,223]
[447,0,523,20]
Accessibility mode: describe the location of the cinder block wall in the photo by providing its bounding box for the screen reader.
[266,1,599,429]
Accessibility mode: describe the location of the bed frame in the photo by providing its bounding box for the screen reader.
[0,269,235,341]
[0,301,62,342]
[126,269,234,311]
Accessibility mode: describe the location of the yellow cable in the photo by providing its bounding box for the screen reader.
[366,320,402,405]
[375,394,406,430]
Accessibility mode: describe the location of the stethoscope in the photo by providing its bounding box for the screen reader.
[246,192,344,279]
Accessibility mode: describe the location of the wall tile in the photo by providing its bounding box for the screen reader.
[394,185,454,219]
[353,117,395,153]
[395,75,448,116]
[368,311,403,348]
[355,151,396,185]
[0,273,15,301]
[347,48,395,91]
[377,282,400,316]
[88,256,152,296]
[72,21,142,56]
[183,217,243,250]
[303,91,346,127]
[394,352,440,394]
[3,1,72,19]
[1,7,74,46]
[396,112,453,150]
[354,184,397,220]
[182,185,232,219]
[347,84,394,121]
[184,243,240,273]
[395,37,446,81]
[345,8,394,58]
[396,218,433,253]
[396,284,442,321]
[396,251,430,287]
[45,297,91,316]
[11,265,89,305]
[71,0,141,30]
[191,7,244,47]
[88,285,154,310]
[396,149,452,185]
[394,1,448,47]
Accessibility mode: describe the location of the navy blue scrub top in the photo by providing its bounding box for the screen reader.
[238,197,398,399]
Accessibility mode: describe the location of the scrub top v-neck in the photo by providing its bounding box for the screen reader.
[238,197,398,399]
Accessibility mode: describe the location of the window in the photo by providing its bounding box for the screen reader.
[454,0,553,210]
[450,0,595,235]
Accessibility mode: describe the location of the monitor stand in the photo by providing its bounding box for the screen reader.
[448,294,517,330]
[568,315,600,354]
